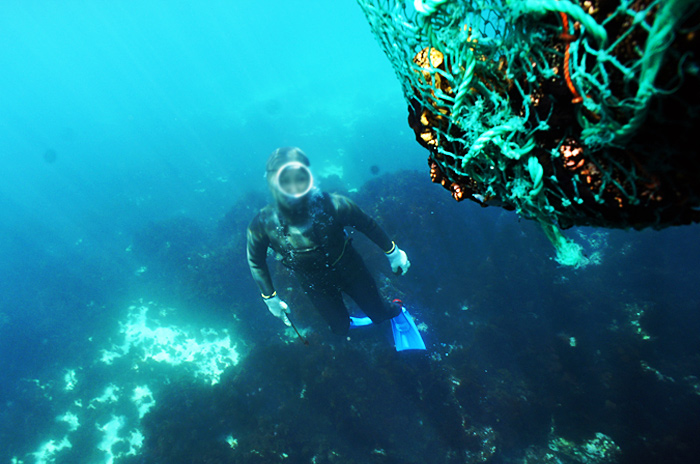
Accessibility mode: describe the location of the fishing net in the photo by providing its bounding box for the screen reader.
[357,0,700,266]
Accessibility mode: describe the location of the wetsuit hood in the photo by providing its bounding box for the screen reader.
[266,146,310,173]
[266,147,314,213]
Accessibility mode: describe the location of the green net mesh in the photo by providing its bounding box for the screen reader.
[357,0,700,266]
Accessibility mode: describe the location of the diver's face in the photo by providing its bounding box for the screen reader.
[275,162,313,199]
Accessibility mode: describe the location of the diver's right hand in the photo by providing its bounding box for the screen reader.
[263,295,291,326]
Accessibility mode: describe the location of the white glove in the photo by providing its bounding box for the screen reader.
[263,295,291,326]
[386,244,410,275]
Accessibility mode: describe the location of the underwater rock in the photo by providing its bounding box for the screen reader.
[126,168,700,464]
[139,339,512,464]
[523,432,622,464]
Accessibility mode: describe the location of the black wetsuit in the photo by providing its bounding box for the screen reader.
[246,191,399,334]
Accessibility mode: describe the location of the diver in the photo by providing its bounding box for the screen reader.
[246,147,424,349]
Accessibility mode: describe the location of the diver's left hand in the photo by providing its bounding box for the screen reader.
[387,244,410,275]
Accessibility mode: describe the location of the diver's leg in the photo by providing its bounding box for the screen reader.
[296,272,351,335]
[336,246,400,323]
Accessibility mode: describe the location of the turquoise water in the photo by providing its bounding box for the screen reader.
[1,2,700,464]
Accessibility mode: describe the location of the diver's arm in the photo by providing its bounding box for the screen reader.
[331,194,394,252]
[331,193,411,275]
[246,215,276,297]
[247,216,292,326]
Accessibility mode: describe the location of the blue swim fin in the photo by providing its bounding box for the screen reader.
[391,306,426,351]
[349,316,374,328]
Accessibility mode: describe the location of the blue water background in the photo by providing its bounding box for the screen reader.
[1,1,699,463]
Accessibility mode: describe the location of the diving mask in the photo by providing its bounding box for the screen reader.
[274,161,314,199]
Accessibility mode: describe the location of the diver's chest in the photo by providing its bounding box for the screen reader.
[283,224,316,249]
